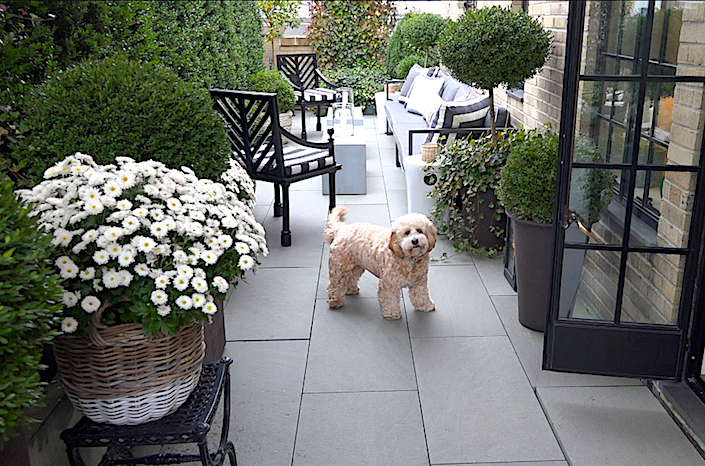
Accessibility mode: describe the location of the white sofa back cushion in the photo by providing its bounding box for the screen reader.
[405,74,445,121]
[399,64,439,104]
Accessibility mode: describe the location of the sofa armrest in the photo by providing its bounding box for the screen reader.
[386,79,405,100]
[407,127,492,156]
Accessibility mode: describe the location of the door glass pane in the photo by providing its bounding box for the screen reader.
[619,252,685,325]
[583,1,649,76]
[568,167,620,246]
[576,81,639,165]
[559,247,621,322]
[648,1,682,76]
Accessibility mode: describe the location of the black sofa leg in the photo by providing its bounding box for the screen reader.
[395,146,400,168]
[281,184,291,247]
[386,120,392,135]
[274,183,283,217]
[328,172,336,211]
[300,105,307,141]
[316,104,322,131]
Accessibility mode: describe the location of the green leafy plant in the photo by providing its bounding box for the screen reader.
[573,136,616,225]
[497,128,560,224]
[17,56,232,185]
[308,0,397,69]
[324,66,388,110]
[249,69,297,114]
[385,11,418,77]
[428,131,519,256]
[0,176,64,445]
[439,6,551,147]
[395,55,424,79]
[257,0,301,69]
[399,13,447,67]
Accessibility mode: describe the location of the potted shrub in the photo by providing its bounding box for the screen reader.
[17,153,267,425]
[249,68,297,134]
[428,131,520,256]
[0,176,64,446]
[496,128,559,331]
[256,0,301,69]
[438,6,551,148]
[399,13,447,67]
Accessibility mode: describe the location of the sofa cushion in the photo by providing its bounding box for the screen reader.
[453,84,479,101]
[426,94,491,143]
[405,74,445,118]
[441,77,464,102]
[399,64,439,104]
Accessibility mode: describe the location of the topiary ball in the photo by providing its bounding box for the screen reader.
[395,55,425,79]
[19,56,232,185]
[248,69,297,114]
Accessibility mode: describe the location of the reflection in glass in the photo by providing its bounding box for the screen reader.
[620,252,685,325]
[559,246,620,322]
[568,166,619,246]
[648,2,682,76]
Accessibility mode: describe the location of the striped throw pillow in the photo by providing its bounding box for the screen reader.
[425,94,491,144]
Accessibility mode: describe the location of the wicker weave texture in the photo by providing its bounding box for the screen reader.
[54,322,205,425]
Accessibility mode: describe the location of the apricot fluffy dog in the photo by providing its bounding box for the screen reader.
[324,206,436,320]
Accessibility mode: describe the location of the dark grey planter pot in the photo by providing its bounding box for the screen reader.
[363,105,376,115]
[204,296,226,361]
[459,187,506,251]
[510,214,554,332]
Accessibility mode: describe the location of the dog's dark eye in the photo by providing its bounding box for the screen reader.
[404,230,410,236]
[417,229,423,234]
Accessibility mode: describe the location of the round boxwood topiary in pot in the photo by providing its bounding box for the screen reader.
[399,13,448,67]
[395,55,425,81]
[17,56,232,186]
[0,176,64,445]
[249,69,296,115]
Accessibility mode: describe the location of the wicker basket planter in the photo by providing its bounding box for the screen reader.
[54,321,205,425]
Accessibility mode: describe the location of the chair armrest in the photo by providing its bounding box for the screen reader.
[278,71,304,93]
[386,79,405,100]
[315,69,339,89]
[280,126,335,151]
[407,127,492,156]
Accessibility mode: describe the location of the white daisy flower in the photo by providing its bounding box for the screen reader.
[103,180,123,197]
[55,256,74,268]
[191,277,208,293]
[222,216,238,228]
[157,305,172,317]
[201,250,218,265]
[44,166,62,179]
[103,226,124,241]
[82,229,99,242]
[176,295,193,310]
[72,241,89,254]
[81,296,101,313]
[62,291,80,307]
[150,221,169,238]
[176,264,194,280]
[80,267,95,280]
[234,242,249,254]
[144,184,160,196]
[213,276,229,294]
[106,242,122,258]
[190,210,205,221]
[61,317,79,333]
[174,276,189,291]
[122,215,140,233]
[151,290,168,305]
[85,199,105,215]
[154,274,170,289]
[116,199,133,210]
[194,268,206,278]
[60,264,79,279]
[134,263,150,276]
[119,270,133,286]
[79,187,101,201]
[53,228,74,247]
[150,208,165,221]
[103,271,121,288]
[184,222,203,237]
[118,252,135,267]
[100,195,117,208]
[116,171,136,189]
[191,293,206,308]
[173,250,189,263]
[219,235,233,248]
[166,198,182,212]
[133,207,149,218]
[238,255,254,270]
[134,235,156,253]
[202,301,218,315]
[92,278,104,292]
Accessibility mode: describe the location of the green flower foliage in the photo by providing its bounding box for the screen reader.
[0,176,63,445]
[308,0,397,69]
[395,55,425,80]
[429,132,519,256]
[497,128,560,224]
[399,13,447,67]
[323,66,388,110]
[249,69,297,114]
[385,11,419,77]
[18,56,231,185]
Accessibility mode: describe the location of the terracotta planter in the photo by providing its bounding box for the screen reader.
[510,214,554,332]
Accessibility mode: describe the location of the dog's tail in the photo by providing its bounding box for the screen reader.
[324,206,347,244]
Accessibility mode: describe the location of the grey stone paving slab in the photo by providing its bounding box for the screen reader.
[223,267,319,340]
[492,295,641,388]
[225,341,307,466]
[437,462,567,466]
[387,188,409,221]
[290,176,322,191]
[427,235,475,266]
[413,336,564,465]
[254,180,274,206]
[405,265,505,338]
[473,255,517,296]
[537,386,705,466]
[253,205,269,225]
[293,391,429,466]
[382,162,408,190]
[305,297,416,392]
[334,203,391,226]
[336,176,387,205]
[317,253,380,300]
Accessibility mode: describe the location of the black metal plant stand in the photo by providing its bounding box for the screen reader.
[61,357,237,466]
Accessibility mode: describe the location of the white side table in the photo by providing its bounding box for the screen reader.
[403,154,440,219]
[320,107,367,195]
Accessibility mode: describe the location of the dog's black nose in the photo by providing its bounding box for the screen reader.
[411,238,419,245]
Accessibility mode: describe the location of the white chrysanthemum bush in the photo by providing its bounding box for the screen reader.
[18,153,268,336]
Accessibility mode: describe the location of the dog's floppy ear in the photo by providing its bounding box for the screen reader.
[389,231,404,258]
[427,222,437,251]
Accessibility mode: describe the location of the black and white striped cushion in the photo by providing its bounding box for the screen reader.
[425,94,491,144]
[257,144,335,176]
[295,88,337,102]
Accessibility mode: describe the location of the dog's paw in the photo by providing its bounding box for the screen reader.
[382,312,402,320]
[346,285,360,295]
[415,300,436,312]
[327,298,344,309]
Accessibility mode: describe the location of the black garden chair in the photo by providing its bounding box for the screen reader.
[276,53,339,140]
[210,89,341,247]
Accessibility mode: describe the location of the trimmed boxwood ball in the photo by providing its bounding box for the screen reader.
[395,55,425,80]
[19,56,231,185]
[249,69,296,114]
[496,129,559,225]
[0,176,63,445]
[399,13,448,67]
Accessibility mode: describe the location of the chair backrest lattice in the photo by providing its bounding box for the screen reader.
[277,53,320,91]
[210,89,285,179]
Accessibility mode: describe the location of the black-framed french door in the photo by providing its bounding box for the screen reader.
[544,0,705,380]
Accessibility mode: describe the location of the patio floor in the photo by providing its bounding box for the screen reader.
[219,110,705,466]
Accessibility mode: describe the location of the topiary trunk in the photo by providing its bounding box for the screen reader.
[489,87,497,149]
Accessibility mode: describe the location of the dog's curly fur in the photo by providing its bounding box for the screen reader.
[324,206,436,320]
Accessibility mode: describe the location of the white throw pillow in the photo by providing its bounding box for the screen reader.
[405,74,445,120]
